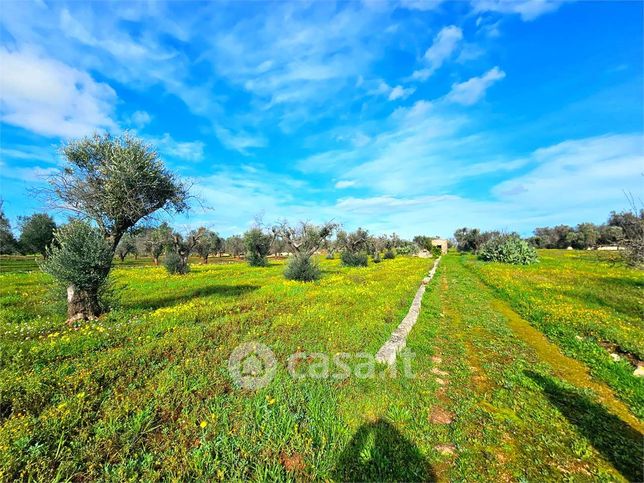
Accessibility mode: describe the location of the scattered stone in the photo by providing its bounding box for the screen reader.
[431,367,448,377]
[435,444,456,456]
[435,377,446,386]
[575,335,583,341]
[431,356,442,364]
[429,407,455,424]
[634,364,644,378]
[375,257,441,364]
[610,353,621,362]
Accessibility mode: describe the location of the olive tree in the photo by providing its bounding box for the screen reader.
[193,228,222,264]
[0,201,18,255]
[144,223,172,265]
[44,132,189,321]
[338,227,370,267]
[273,221,337,281]
[610,208,644,268]
[225,235,244,258]
[115,232,137,262]
[41,221,113,321]
[19,213,56,257]
[243,228,273,267]
[166,229,202,274]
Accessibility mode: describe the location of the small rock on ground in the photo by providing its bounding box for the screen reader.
[634,364,644,378]
[431,367,449,377]
[429,407,455,424]
[435,444,456,456]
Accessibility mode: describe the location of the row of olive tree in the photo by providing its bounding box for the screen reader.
[454,207,643,267]
[5,132,431,322]
[528,210,643,267]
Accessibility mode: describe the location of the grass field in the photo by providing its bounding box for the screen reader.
[0,251,642,481]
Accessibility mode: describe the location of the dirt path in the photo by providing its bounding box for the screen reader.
[402,254,643,482]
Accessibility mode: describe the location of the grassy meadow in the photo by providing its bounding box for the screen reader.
[0,251,642,481]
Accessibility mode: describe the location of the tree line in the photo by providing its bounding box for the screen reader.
[0,132,441,324]
[453,208,644,267]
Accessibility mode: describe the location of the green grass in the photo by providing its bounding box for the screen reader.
[0,252,642,481]
[462,249,644,418]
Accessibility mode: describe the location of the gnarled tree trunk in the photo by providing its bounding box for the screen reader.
[67,285,101,324]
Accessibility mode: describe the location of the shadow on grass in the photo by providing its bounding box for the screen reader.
[333,419,435,482]
[123,284,260,310]
[525,370,643,481]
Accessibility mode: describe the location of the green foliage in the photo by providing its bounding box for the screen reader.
[284,254,321,281]
[225,235,244,257]
[609,208,644,268]
[244,228,272,267]
[383,249,395,259]
[18,213,56,257]
[164,252,189,275]
[115,232,137,261]
[454,227,499,253]
[144,223,172,264]
[338,228,370,253]
[396,241,418,256]
[41,220,112,292]
[478,234,538,265]
[54,132,189,249]
[193,228,222,263]
[0,202,18,255]
[412,235,433,251]
[341,251,368,267]
[338,228,370,267]
[372,251,382,263]
[431,245,442,258]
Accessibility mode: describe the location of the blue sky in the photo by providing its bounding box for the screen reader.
[1,0,642,238]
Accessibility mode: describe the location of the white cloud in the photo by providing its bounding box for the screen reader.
[297,99,507,196]
[445,66,506,105]
[214,125,267,155]
[1,2,213,130]
[148,133,205,161]
[335,180,357,189]
[493,134,644,209]
[130,110,152,128]
[168,133,643,239]
[471,0,563,21]
[399,0,445,11]
[188,166,309,235]
[0,160,58,183]
[369,80,415,101]
[0,47,117,138]
[411,69,432,81]
[388,85,416,101]
[419,25,463,79]
[0,144,59,164]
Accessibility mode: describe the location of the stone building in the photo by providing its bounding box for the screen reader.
[431,238,449,254]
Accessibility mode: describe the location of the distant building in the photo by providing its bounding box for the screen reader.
[431,239,448,254]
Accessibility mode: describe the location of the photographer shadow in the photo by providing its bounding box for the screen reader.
[333,419,435,482]
[525,370,643,482]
